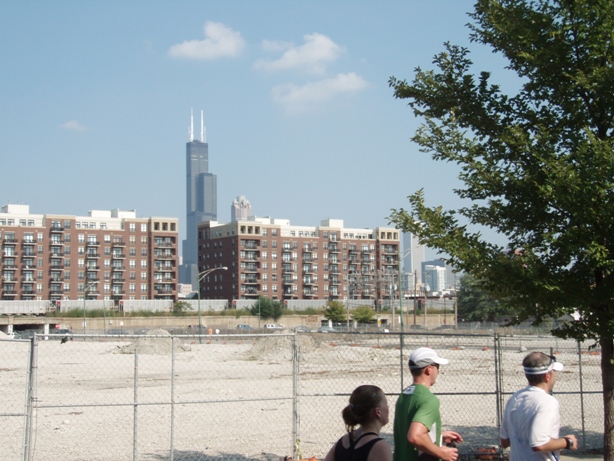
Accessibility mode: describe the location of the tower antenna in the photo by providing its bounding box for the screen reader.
[200,109,205,142]
[189,108,194,142]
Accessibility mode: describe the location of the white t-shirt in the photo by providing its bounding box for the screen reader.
[501,386,561,461]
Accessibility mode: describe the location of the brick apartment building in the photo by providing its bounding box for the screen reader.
[197,217,401,304]
[0,204,179,302]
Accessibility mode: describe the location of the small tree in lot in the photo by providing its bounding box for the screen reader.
[250,297,285,321]
[352,305,377,324]
[172,301,192,316]
[324,300,346,323]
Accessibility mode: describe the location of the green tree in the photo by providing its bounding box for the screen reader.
[388,1,614,455]
[323,300,346,323]
[457,273,514,322]
[172,301,192,316]
[351,305,377,324]
[250,297,285,321]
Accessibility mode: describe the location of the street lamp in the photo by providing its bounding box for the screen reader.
[197,266,228,342]
[82,281,98,335]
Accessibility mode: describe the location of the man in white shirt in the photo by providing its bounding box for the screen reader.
[500,351,578,461]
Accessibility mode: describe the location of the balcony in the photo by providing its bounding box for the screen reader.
[112,240,126,247]
[50,226,64,233]
[86,265,100,271]
[3,264,16,269]
[112,278,125,283]
[112,253,126,259]
[50,253,62,259]
[112,266,126,271]
[86,253,100,259]
[49,265,63,271]
[244,278,259,284]
[112,291,125,296]
[86,240,100,246]
[22,290,36,295]
[155,254,174,260]
[22,240,36,246]
[3,238,17,244]
[2,291,17,297]
[282,267,295,273]
[244,264,259,273]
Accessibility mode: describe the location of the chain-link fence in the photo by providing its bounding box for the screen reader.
[0,331,603,460]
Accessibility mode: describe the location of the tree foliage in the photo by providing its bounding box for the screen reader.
[250,297,285,321]
[323,300,347,323]
[457,273,514,322]
[388,1,614,455]
[351,305,377,324]
[172,301,192,316]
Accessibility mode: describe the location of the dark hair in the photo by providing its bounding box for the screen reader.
[408,360,428,377]
[523,351,551,385]
[341,385,385,432]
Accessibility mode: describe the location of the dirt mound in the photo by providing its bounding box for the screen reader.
[114,328,192,355]
[244,334,322,361]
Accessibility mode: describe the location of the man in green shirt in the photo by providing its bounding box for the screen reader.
[393,347,463,461]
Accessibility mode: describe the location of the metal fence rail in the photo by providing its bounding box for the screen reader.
[0,332,603,461]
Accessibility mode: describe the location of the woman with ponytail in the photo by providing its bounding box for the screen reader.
[324,385,393,461]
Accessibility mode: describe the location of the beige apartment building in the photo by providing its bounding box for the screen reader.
[0,204,179,302]
[197,217,401,304]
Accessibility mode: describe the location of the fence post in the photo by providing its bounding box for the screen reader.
[577,341,586,449]
[399,332,405,392]
[494,333,504,456]
[292,335,300,460]
[24,335,38,461]
[133,350,139,461]
[170,336,176,461]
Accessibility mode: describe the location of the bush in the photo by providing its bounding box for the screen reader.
[324,300,347,323]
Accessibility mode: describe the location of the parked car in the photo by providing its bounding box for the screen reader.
[294,326,310,333]
[236,324,253,332]
[317,326,337,333]
[264,324,283,331]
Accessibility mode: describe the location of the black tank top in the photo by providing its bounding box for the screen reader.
[333,432,383,461]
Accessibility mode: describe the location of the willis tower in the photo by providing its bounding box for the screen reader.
[180,109,217,288]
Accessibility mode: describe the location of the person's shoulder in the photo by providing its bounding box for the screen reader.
[367,438,393,461]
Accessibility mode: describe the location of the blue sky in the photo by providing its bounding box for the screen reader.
[0,1,513,253]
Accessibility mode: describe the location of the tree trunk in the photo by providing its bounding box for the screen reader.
[602,338,614,460]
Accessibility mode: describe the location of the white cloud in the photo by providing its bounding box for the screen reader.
[60,120,88,131]
[261,39,293,53]
[254,33,343,75]
[272,73,368,113]
[168,21,245,59]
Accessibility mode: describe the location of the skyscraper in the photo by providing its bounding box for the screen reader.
[180,109,217,287]
[230,195,252,221]
[402,232,425,289]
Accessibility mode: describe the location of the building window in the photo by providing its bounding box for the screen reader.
[141,284,147,291]
[141,260,147,268]
[141,272,147,280]
[129,260,136,269]
[141,237,147,244]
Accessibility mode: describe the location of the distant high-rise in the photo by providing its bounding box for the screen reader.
[402,232,425,288]
[231,195,252,221]
[180,109,217,287]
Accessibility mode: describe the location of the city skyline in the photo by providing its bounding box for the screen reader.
[1,1,514,258]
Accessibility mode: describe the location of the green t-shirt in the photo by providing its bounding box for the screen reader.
[393,384,442,461]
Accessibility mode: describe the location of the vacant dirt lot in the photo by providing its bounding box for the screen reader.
[0,332,603,460]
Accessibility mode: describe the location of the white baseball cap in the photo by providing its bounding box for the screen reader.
[409,347,449,369]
